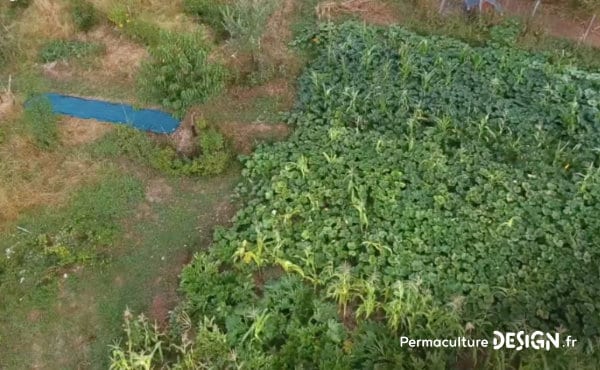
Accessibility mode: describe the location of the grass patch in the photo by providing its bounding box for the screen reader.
[22,96,59,150]
[38,39,105,63]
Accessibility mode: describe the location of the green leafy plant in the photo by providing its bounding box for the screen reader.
[38,39,104,63]
[137,31,227,117]
[94,125,231,176]
[183,0,228,37]
[112,21,600,369]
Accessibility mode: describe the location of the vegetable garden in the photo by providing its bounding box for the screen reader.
[112,22,600,368]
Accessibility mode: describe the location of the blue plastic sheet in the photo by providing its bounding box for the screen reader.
[32,93,181,134]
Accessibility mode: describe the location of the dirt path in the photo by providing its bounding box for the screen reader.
[502,0,600,48]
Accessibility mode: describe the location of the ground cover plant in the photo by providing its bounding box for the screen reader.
[94,123,231,177]
[137,31,227,117]
[111,22,600,368]
[38,39,105,63]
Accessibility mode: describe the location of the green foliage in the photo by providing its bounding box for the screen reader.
[182,0,228,37]
[137,31,227,117]
[95,125,231,176]
[38,39,104,63]
[126,22,600,368]
[221,0,278,50]
[489,18,522,47]
[71,0,98,32]
[22,97,59,149]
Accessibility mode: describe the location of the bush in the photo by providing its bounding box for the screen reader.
[182,0,228,37]
[38,39,104,63]
[71,0,98,32]
[95,125,231,176]
[137,31,227,117]
[23,97,59,150]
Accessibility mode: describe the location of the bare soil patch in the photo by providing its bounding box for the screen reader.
[0,92,16,121]
[502,0,600,47]
[317,0,402,25]
[145,178,174,204]
[220,122,291,155]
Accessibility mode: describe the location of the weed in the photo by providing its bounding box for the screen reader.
[182,0,228,37]
[71,0,98,32]
[221,0,277,51]
[38,39,105,63]
[22,96,58,150]
[137,31,227,117]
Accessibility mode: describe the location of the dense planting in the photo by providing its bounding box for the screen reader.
[112,23,600,368]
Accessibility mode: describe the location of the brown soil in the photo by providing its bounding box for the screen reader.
[0,92,16,121]
[40,25,148,86]
[229,78,295,108]
[145,178,173,204]
[59,117,113,146]
[220,122,292,155]
[502,0,600,47]
[317,0,402,25]
[261,0,301,69]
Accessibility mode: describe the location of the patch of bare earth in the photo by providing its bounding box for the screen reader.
[220,122,291,155]
[41,25,148,87]
[0,92,16,121]
[317,0,402,25]
[145,178,173,203]
[502,0,600,48]
[59,117,113,146]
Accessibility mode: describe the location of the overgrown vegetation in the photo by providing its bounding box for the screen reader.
[94,123,231,176]
[71,0,98,32]
[38,39,105,63]
[183,0,229,37]
[137,31,227,117]
[108,5,162,46]
[112,22,600,368]
[221,0,278,50]
[22,97,59,150]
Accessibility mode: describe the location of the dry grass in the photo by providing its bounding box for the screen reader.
[0,135,103,226]
[316,0,402,25]
[17,0,76,52]
[59,117,113,146]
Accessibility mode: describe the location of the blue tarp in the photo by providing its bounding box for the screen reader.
[32,93,181,134]
[464,0,502,11]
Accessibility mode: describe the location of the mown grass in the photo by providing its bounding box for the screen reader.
[0,166,240,369]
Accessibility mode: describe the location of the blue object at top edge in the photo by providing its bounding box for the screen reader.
[28,93,181,134]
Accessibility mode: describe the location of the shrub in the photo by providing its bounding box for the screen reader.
[38,39,104,63]
[71,0,98,32]
[22,97,59,150]
[137,31,227,117]
[95,125,231,176]
[182,0,228,37]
